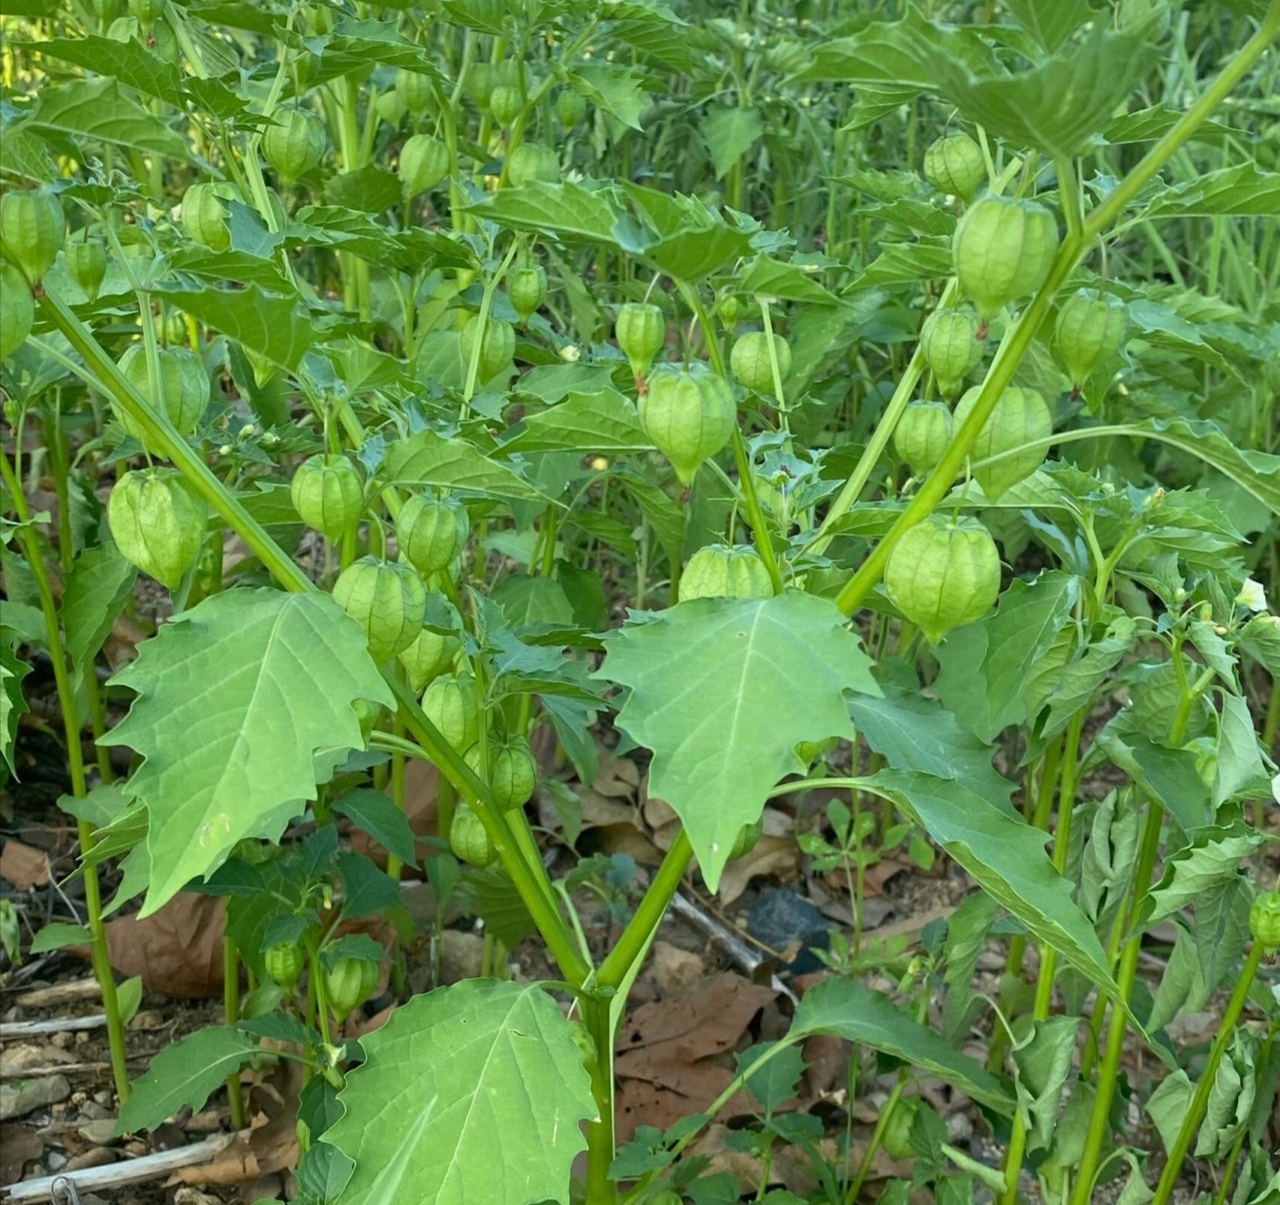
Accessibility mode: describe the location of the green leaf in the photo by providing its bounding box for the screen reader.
[1029,613,1136,743]
[323,165,403,214]
[790,977,1012,1112]
[735,255,842,305]
[117,1026,260,1134]
[935,573,1079,742]
[848,684,1016,813]
[598,594,879,893]
[322,980,595,1205]
[28,77,190,159]
[1134,163,1280,220]
[701,107,763,180]
[735,1042,805,1114]
[60,542,137,677]
[465,181,641,249]
[383,430,557,504]
[1013,1017,1078,1151]
[569,64,648,130]
[458,865,537,949]
[1097,732,1208,832]
[849,240,954,289]
[101,590,394,916]
[1,642,32,779]
[1144,822,1263,927]
[1004,0,1094,52]
[334,789,419,869]
[943,29,1154,159]
[1214,693,1273,808]
[500,390,647,454]
[151,284,321,372]
[869,770,1118,997]
[29,922,91,954]
[29,36,185,106]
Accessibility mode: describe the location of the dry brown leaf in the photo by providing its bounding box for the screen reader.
[0,1123,43,1186]
[617,972,777,1060]
[716,834,799,906]
[613,972,778,1140]
[166,1134,258,1187]
[98,894,226,998]
[579,791,637,829]
[594,751,640,796]
[0,840,51,890]
[649,941,704,997]
[593,822,662,866]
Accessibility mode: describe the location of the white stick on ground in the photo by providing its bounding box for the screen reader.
[2,1133,241,1203]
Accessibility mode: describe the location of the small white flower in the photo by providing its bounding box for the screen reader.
[559,345,581,362]
[1236,578,1268,612]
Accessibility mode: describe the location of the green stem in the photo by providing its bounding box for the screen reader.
[1151,942,1265,1204]
[597,830,694,990]
[0,453,131,1104]
[223,936,246,1129]
[581,994,618,1205]
[832,3,1280,616]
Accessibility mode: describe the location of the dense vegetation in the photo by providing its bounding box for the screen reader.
[1,1,1278,1203]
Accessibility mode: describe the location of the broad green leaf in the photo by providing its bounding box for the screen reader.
[701,107,763,180]
[943,29,1154,159]
[1004,0,1094,52]
[1097,732,1208,832]
[795,11,996,89]
[849,240,954,289]
[323,166,403,214]
[1079,791,1141,927]
[28,922,90,954]
[322,980,595,1205]
[465,181,642,249]
[60,542,137,677]
[28,77,190,159]
[1144,822,1263,927]
[848,684,1016,813]
[1013,1017,1078,1151]
[1197,1031,1255,1159]
[152,284,321,372]
[1134,163,1280,220]
[570,64,647,130]
[790,977,1012,1112]
[500,390,647,454]
[1147,923,1209,1032]
[735,1042,805,1114]
[598,594,878,892]
[28,36,185,106]
[458,865,537,949]
[117,1026,260,1134]
[1028,613,1136,743]
[101,590,394,915]
[1,642,32,778]
[383,430,557,503]
[334,790,419,869]
[942,893,1000,1040]
[735,255,842,305]
[935,573,1079,742]
[1214,692,1273,808]
[869,770,1118,996]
